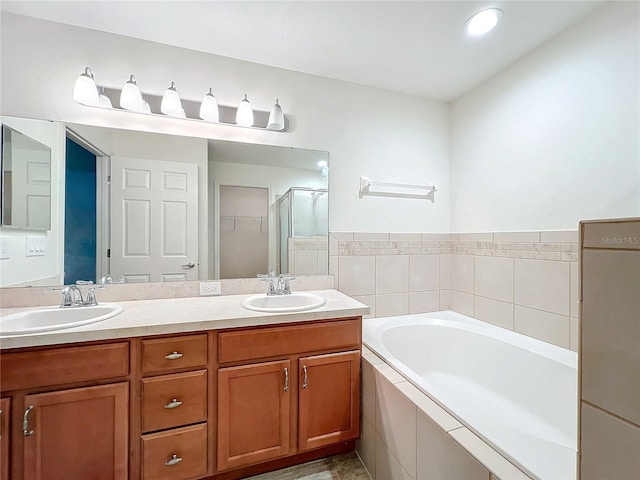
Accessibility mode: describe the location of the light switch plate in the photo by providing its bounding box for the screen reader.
[0,236,10,259]
[200,281,222,296]
[26,236,47,257]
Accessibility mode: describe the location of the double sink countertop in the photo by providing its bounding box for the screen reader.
[0,289,369,350]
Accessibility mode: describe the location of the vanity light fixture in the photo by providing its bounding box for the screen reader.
[120,75,145,112]
[72,67,287,131]
[199,88,219,122]
[267,99,285,131]
[465,8,502,36]
[73,67,100,107]
[236,94,254,127]
[161,81,186,118]
[317,160,328,168]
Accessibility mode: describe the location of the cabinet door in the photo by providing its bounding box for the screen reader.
[298,350,360,451]
[217,359,290,471]
[1,398,9,480]
[22,382,128,480]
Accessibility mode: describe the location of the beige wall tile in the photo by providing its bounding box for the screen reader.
[329,233,339,256]
[422,233,450,241]
[439,254,450,289]
[450,254,474,294]
[354,232,390,241]
[409,254,439,291]
[515,259,570,315]
[375,363,406,385]
[390,233,422,241]
[352,295,376,319]
[570,262,579,318]
[493,231,541,242]
[356,416,376,479]
[409,291,440,314]
[540,230,578,243]
[439,289,450,310]
[329,256,338,281]
[396,382,462,432]
[450,291,474,317]
[317,250,328,274]
[338,255,375,295]
[417,413,490,480]
[580,403,640,480]
[582,249,640,424]
[449,428,530,480]
[362,356,376,423]
[570,317,579,352]
[475,256,514,303]
[375,375,417,479]
[332,232,354,242]
[375,434,412,480]
[376,255,409,294]
[376,293,410,317]
[475,296,514,330]
[293,249,318,274]
[458,233,494,242]
[514,306,571,348]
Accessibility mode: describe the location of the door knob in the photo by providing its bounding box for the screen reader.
[181,262,196,269]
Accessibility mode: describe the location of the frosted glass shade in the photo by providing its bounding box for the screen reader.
[465,8,502,36]
[199,88,219,122]
[120,75,145,112]
[161,81,184,117]
[236,94,254,127]
[73,67,99,106]
[267,99,285,130]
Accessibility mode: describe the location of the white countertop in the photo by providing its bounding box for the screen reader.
[0,289,369,350]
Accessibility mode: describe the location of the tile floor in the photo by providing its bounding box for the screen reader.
[247,452,371,480]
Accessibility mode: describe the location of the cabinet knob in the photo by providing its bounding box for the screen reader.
[164,399,183,409]
[23,405,34,437]
[165,351,183,360]
[164,454,183,466]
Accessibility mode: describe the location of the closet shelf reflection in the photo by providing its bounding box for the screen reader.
[220,215,267,232]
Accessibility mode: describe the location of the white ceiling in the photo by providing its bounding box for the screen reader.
[0,1,602,101]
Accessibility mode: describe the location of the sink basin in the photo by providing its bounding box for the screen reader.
[241,292,326,313]
[0,303,124,336]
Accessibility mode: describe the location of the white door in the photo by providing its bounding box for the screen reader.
[110,156,198,283]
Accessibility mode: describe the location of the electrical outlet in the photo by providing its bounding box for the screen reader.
[200,281,221,296]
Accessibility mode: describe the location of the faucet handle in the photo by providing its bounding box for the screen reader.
[60,286,74,307]
[85,287,98,306]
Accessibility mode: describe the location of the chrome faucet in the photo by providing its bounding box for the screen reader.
[276,275,293,295]
[258,270,296,296]
[59,284,100,307]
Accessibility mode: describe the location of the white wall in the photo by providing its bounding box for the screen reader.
[0,116,65,287]
[0,13,450,234]
[450,2,640,232]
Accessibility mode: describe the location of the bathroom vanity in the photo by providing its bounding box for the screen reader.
[0,290,367,480]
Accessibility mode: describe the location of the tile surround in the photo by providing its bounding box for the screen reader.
[331,230,579,350]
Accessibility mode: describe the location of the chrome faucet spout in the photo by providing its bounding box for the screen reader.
[60,285,83,307]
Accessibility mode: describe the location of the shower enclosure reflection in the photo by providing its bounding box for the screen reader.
[277,187,328,275]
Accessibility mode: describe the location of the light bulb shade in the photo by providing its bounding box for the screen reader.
[73,67,99,106]
[267,99,285,130]
[236,94,254,127]
[98,94,113,109]
[161,81,184,117]
[199,89,219,122]
[120,75,145,112]
[143,101,152,114]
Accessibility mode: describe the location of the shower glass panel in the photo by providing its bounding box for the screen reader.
[277,187,328,275]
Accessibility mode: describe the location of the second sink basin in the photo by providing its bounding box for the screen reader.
[242,292,326,313]
[0,303,124,337]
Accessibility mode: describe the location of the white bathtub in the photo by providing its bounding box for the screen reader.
[363,311,578,480]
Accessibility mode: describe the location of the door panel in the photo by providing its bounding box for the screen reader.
[217,359,290,471]
[298,350,360,451]
[111,156,198,282]
[0,398,9,480]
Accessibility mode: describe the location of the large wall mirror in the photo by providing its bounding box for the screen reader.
[0,115,328,288]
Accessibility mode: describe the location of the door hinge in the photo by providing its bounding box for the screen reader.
[107,175,111,184]
[107,248,111,258]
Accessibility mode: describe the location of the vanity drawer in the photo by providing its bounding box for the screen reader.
[1,342,129,391]
[141,423,207,480]
[141,370,207,433]
[218,318,361,364]
[141,334,208,375]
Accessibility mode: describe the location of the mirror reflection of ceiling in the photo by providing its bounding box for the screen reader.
[0,1,602,100]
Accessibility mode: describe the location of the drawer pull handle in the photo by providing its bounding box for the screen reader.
[283,367,289,392]
[164,399,183,409]
[164,454,183,466]
[303,365,308,389]
[23,405,34,437]
[165,351,183,360]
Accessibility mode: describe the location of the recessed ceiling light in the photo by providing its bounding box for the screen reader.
[317,160,328,168]
[465,8,503,36]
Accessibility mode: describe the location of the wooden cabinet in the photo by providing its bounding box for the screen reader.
[141,424,207,480]
[1,398,10,480]
[216,318,361,474]
[298,351,360,451]
[217,360,291,471]
[22,383,129,480]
